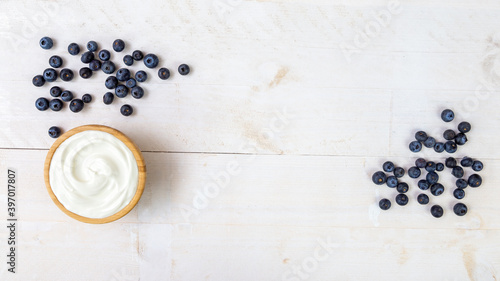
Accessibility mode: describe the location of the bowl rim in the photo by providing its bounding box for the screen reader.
[44,124,146,224]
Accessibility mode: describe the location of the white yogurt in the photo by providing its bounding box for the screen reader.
[49,130,139,218]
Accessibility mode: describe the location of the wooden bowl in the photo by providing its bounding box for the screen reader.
[44,125,146,224]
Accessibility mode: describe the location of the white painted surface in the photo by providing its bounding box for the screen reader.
[1,0,500,280]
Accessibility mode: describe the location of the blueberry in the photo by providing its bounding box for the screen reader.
[444,141,457,153]
[436,163,444,172]
[123,55,133,66]
[61,90,73,102]
[87,40,98,52]
[132,50,143,60]
[409,141,422,153]
[69,99,84,113]
[395,194,408,206]
[451,166,464,178]
[39,37,53,49]
[178,64,190,75]
[443,129,456,140]
[434,142,445,153]
[379,198,391,210]
[89,60,102,71]
[425,161,436,172]
[417,193,429,205]
[393,167,405,178]
[431,205,444,218]
[460,157,473,167]
[453,203,467,216]
[158,67,170,80]
[116,68,131,81]
[43,68,57,82]
[105,76,118,89]
[50,86,62,97]
[430,183,444,196]
[49,99,63,111]
[120,104,133,116]
[386,176,398,188]
[426,172,439,184]
[126,78,137,88]
[445,157,457,168]
[468,174,482,188]
[82,94,92,103]
[143,53,159,68]
[423,137,436,148]
[418,179,430,190]
[103,92,114,105]
[415,131,428,142]
[99,49,111,61]
[458,122,471,133]
[472,160,483,172]
[453,188,465,200]
[441,109,454,122]
[60,68,74,82]
[115,85,129,98]
[32,75,45,87]
[372,171,387,185]
[101,61,116,74]
[113,39,125,52]
[48,126,61,138]
[49,55,63,68]
[415,158,426,168]
[408,166,421,179]
[81,51,95,64]
[68,43,80,55]
[382,161,395,173]
[396,182,409,193]
[135,70,148,82]
[454,133,467,146]
[35,97,49,111]
[456,179,468,189]
[131,86,144,99]
[79,67,92,79]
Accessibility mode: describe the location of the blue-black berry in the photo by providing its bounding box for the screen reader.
[87,40,98,52]
[455,133,467,145]
[417,193,429,205]
[105,76,118,89]
[89,60,102,71]
[431,205,443,218]
[123,55,134,66]
[79,67,92,79]
[425,161,436,172]
[60,68,74,82]
[48,126,61,138]
[383,161,395,173]
[436,163,444,172]
[456,178,468,189]
[453,203,467,216]
[35,97,49,111]
[408,166,421,179]
[451,166,464,178]
[468,174,482,188]
[82,94,92,103]
[103,92,114,105]
[443,129,456,141]
[135,70,147,82]
[81,51,95,64]
[68,43,80,55]
[61,90,73,102]
[113,39,125,52]
[116,68,131,81]
[460,157,473,167]
[101,61,116,74]
[395,194,408,206]
[379,198,391,210]
[453,188,465,199]
[99,49,111,61]
[393,167,405,178]
[415,158,426,168]
[158,67,170,80]
[418,179,429,190]
[472,160,483,172]
[49,99,63,111]
[444,141,457,153]
[415,131,428,142]
[372,171,387,185]
[386,176,398,188]
[426,172,439,184]
[39,37,53,49]
[144,53,159,68]
[120,104,133,116]
[409,141,422,153]
[49,55,63,68]
[430,183,444,196]
[33,75,45,87]
[69,99,84,113]
[178,64,190,75]
[50,86,62,97]
[396,182,409,193]
[43,68,57,82]
[131,86,144,99]
[132,50,143,60]
[126,78,137,88]
[441,109,454,122]
[423,137,436,148]
[434,142,445,153]
[458,122,471,133]
[115,85,128,98]
[445,157,456,168]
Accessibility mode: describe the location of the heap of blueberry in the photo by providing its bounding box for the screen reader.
[33,37,192,138]
[372,109,484,218]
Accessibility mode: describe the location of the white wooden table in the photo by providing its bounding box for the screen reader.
[1,0,500,280]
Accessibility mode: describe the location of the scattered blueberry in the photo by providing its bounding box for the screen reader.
[468,174,482,188]
[69,99,84,113]
[43,68,57,82]
[434,142,445,153]
[113,39,125,52]
[79,67,92,79]
[82,94,92,103]
[409,141,422,153]
[456,179,468,189]
[395,194,408,206]
[35,97,49,111]
[49,55,63,68]
[430,183,444,196]
[87,40,98,52]
[425,161,436,172]
[460,157,473,167]
[423,137,436,148]
[436,163,444,172]
[445,157,457,168]
[131,86,144,99]
[135,70,147,82]
[32,75,45,87]
[50,86,62,97]
[415,158,426,169]
[81,51,95,64]
[379,198,391,210]
[68,43,80,55]
[431,205,444,218]
[396,182,409,193]
[451,166,464,178]
[132,50,143,60]
[454,133,467,145]
[60,68,74,82]
[386,176,398,188]
[408,166,421,178]
[101,61,116,74]
[105,76,118,89]
[441,109,454,122]
[472,160,483,172]
[444,141,457,153]
[417,193,429,205]
[453,203,467,216]
[126,78,137,88]
[453,188,465,199]
[372,171,387,185]
[443,129,456,141]
[458,122,471,133]
[39,37,53,49]
[61,90,73,102]
[418,179,430,190]
[158,67,170,80]
[178,64,190,75]
[123,55,133,66]
[143,53,159,68]
[48,126,61,138]
[426,172,439,184]
[103,92,114,105]
[115,85,129,98]
[116,68,131,81]
[89,60,102,71]
[383,161,395,173]
[393,167,405,178]
[415,131,428,142]
[49,99,63,111]
[120,104,133,116]
[99,49,111,61]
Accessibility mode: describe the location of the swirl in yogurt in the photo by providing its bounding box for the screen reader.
[49,130,138,219]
